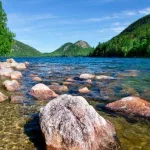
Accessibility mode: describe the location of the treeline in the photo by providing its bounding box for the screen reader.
[91,14,150,57]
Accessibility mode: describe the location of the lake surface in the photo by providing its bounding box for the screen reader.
[0,57,150,150]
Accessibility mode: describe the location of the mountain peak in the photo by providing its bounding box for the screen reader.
[74,40,91,48]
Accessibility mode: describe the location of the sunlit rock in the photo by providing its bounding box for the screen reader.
[40,94,118,150]
[0,67,14,77]
[32,76,42,82]
[30,83,58,100]
[3,80,20,91]
[6,58,16,64]
[79,87,90,93]
[106,96,150,119]
[96,75,114,80]
[16,63,26,70]
[80,73,95,79]
[11,71,22,80]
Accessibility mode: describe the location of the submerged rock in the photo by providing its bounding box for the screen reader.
[30,83,58,100]
[96,75,114,80]
[3,80,20,91]
[40,94,118,150]
[32,76,42,82]
[0,92,8,102]
[80,73,95,79]
[10,95,25,104]
[11,71,22,80]
[106,96,150,119]
[79,87,90,93]
[49,85,68,92]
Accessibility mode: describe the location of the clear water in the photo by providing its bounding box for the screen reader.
[0,57,150,150]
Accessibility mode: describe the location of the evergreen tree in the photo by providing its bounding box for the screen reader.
[0,1,15,55]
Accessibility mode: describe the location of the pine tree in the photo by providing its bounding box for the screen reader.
[0,1,15,55]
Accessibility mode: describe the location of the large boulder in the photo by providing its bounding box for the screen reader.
[106,96,150,119]
[29,83,58,100]
[40,95,118,150]
[80,73,95,79]
[0,92,8,102]
[11,71,22,80]
[0,67,14,77]
[3,80,20,91]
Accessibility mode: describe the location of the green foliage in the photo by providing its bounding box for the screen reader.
[0,1,15,55]
[92,14,150,57]
[43,41,94,57]
[7,40,41,57]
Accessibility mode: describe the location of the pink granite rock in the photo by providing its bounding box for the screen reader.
[40,95,118,150]
[30,83,58,100]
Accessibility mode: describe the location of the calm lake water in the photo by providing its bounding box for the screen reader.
[0,57,150,150]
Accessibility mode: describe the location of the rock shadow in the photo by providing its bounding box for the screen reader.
[24,113,46,150]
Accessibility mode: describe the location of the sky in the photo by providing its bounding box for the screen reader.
[1,0,150,53]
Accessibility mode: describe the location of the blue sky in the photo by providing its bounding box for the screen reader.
[2,0,150,52]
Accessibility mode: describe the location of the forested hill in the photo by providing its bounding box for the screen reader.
[7,40,41,57]
[92,14,150,57]
[44,40,94,57]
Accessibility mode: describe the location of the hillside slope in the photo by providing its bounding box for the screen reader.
[45,40,94,57]
[92,14,150,57]
[8,40,41,57]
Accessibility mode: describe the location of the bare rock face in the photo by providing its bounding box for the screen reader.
[0,67,14,77]
[11,71,22,80]
[80,73,95,79]
[30,83,58,100]
[79,87,90,93]
[40,95,118,150]
[96,75,114,80]
[106,96,150,119]
[3,80,20,91]
[0,92,8,102]
[74,40,90,48]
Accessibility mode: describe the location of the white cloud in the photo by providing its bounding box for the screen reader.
[139,7,150,15]
[122,11,136,16]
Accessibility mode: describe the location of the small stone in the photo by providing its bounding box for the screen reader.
[10,95,25,104]
[32,76,42,82]
[49,85,68,92]
[79,87,90,93]
[96,75,114,80]
[0,92,8,102]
